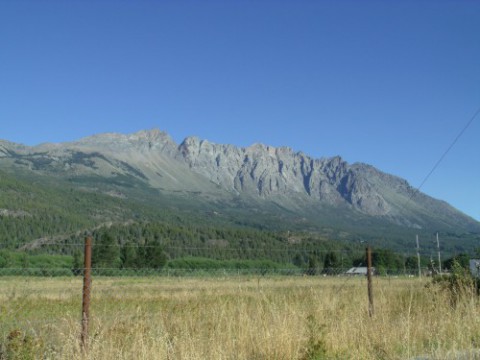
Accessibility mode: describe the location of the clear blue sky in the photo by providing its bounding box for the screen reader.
[1,1,479,221]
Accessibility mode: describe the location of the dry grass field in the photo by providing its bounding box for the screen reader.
[1,275,480,359]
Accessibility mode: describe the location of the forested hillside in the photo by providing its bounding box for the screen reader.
[1,167,479,275]
[0,169,140,246]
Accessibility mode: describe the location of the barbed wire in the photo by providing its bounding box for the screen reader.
[0,241,428,258]
[0,266,423,277]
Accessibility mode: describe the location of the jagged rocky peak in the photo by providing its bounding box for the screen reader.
[181,137,246,166]
[176,136,351,199]
[126,129,178,154]
[337,169,391,216]
[180,136,240,154]
[179,136,205,156]
[315,156,348,184]
[72,128,178,155]
[177,136,245,189]
[244,143,295,159]
[127,128,173,143]
[86,128,174,145]
[2,128,478,231]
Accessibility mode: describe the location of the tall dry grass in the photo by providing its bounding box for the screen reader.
[1,275,480,359]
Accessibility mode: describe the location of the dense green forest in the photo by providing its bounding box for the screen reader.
[1,169,479,275]
[1,219,474,276]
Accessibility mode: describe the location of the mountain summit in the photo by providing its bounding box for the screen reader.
[1,129,479,235]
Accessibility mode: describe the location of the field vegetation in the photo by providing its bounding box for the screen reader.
[2,273,480,359]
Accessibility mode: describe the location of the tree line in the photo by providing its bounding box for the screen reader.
[60,222,473,275]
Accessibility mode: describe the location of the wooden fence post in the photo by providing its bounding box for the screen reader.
[81,236,92,353]
[367,246,374,317]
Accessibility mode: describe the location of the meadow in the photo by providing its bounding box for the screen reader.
[1,275,480,359]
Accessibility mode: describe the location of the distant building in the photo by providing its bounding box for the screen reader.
[469,259,480,278]
[345,267,375,276]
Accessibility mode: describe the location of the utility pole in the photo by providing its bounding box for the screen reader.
[436,232,442,274]
[416,235,421,278]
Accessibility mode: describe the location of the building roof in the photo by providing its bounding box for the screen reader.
[345,267,372,275]
[469,259,480,278]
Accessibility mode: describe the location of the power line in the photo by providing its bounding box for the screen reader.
[407,104,480,203]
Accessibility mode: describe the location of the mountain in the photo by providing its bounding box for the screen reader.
[1,129,479,253]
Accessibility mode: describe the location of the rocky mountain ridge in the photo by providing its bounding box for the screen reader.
[1,129,478,232]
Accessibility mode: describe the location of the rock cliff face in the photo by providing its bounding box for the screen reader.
[177,137,391,215]
[0,129,478,231]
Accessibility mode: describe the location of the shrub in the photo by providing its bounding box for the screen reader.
[0,329,44,360]
[432,259,477,307]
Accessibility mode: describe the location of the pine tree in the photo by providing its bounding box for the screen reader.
[145,239,168,269]
[306,256,319,276]
[323,251,340,275]
[120,241,138,269]
[71,249,83,276]
[92,232,120,269]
